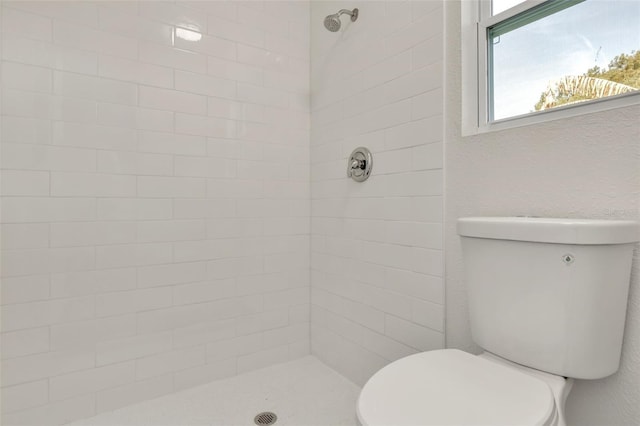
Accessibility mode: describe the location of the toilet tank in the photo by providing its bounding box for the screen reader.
[457,217,639,379]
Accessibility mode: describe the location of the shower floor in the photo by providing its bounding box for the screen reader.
[66,356,361,426]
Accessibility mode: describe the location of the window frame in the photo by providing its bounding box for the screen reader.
[461,0,640,136]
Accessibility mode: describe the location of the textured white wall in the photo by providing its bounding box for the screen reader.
[0,1,310,424]
[444,2,640,424]
[310,1,445,385]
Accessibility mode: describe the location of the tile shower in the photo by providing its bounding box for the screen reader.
[0,1,445,424]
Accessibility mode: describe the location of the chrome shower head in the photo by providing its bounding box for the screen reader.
[324,8,358,32]
[324,14,342,32]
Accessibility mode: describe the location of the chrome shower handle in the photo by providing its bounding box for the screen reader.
[347,147,372,182]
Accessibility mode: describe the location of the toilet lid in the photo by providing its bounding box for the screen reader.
[357,349,555,426]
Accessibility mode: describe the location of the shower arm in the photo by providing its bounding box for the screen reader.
[337,9,359,21]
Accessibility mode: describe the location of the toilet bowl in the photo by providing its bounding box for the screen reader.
[357,349,572,426]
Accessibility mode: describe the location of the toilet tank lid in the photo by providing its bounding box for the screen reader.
[457,217,640,245]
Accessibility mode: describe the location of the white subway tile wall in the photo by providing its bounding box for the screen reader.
[310,1,444,385]
[0,1,310,424]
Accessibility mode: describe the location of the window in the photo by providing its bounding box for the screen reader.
[462,0,640,134]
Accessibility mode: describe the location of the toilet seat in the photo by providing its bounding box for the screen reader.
[357,349,556,426]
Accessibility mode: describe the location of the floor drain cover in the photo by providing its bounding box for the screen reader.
[254,411,277,425]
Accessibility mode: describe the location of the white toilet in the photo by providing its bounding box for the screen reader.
[357,217,639,426]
